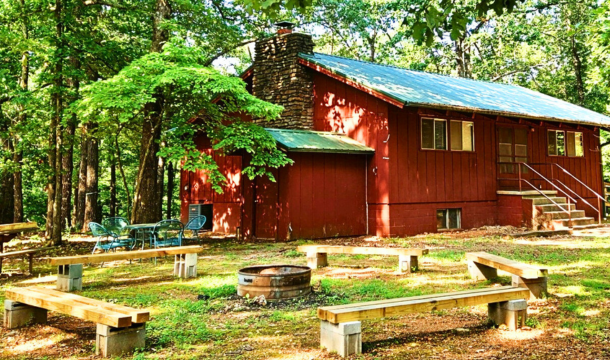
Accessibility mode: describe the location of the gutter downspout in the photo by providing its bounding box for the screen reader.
[365,156,369,235]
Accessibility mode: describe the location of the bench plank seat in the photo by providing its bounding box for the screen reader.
[466,252,547,279]
[50,245,202,265]
[318,286,529,324]
[0,222,39,235]
[298,245,428,257]
[0,247,53,258]
[5,287,141,328]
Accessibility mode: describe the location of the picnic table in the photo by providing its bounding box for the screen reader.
[125,223,158,250]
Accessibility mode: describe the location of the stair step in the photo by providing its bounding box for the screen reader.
[554,217,597,227]
[530,197,568,205]
[544,210,586,220]
[537,203,576,212]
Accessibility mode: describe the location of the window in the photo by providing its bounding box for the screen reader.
[437,209,461,230]
[450,120,474,151]
[548,130,584,157]
[422,118,447,150]
[498,127,528,174]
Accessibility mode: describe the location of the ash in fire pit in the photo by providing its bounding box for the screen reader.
[237,265,311,301]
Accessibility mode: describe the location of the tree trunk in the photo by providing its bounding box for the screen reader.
[570,35,585,105]
[110,158,117,217]
[13,2,27,223]
[51,0,63,245]
[166,161,174,219]
[83,124,99,231]
[156,154,165,219]
[74,127,88,230]
[115,132,132,215]
[0,139,15,224]
[131,0,171,224]
[60,113,76,229]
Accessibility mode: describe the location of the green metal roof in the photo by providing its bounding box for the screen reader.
[265,128,374,154]
[299,52,610,127]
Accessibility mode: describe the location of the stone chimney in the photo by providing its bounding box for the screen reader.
[252,22,315,129]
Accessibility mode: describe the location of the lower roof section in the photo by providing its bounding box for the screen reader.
[265,128,374,155]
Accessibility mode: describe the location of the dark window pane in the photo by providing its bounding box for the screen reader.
[515,144,527,157]
[499,144,512,156]
[548,130,557,155]
[448,209,461,229]
[499,127,512,143]
[437,210,447,229]
[557,131,565,156]
[451,121,462,150]
[515,128,528,145]
[500,164,514,174]
[435,120,447,150]
[566,132,576,157]
[422,118,434,149]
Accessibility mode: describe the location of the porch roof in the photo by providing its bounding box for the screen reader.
[265,128,374,154]
[299,52,610,127]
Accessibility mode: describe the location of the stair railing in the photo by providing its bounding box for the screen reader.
[554,179,600,224]
[517,163,578,205]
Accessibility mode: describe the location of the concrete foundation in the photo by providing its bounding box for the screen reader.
[174,253,197,278]
[57,264,83,292]
[96,323,146,357]
[320,320,361,358]
[512,275,548,299]
[467,261,498,281]
[399,255,418,273]
[4,300,48,329]
[488,299,527,331]
[306,252,328,269]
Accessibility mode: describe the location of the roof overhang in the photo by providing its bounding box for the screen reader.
[265,128,375,154]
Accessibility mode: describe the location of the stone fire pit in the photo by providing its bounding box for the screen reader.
[237,265,311,301]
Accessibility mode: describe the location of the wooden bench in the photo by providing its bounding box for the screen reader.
[466,252,549,299]
[0,222,39,252]
[297,245,428,273]
[5,287,149,357]
[317,286,530,357]
[49,245,203,292]
[0,247,53,274]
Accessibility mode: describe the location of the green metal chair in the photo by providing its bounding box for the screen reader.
[89,222,135,254]
[184,215,207,243]
[152,220,184,248]
[102,217,130,236]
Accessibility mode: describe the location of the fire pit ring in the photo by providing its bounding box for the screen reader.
[237,265,311,301]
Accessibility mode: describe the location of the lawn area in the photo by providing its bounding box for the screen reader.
[1,228,609,359]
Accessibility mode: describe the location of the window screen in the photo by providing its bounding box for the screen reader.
[549,130,583,157]
[451,120,474,151]
[437,209,461,230]
[422,118,447,150]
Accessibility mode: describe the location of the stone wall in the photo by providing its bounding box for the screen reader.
[252,32,315,129]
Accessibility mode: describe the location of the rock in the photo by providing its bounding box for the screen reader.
[197,294,210,301]
[454,328,470,333]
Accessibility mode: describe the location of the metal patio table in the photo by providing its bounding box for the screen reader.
[125,223,158,250]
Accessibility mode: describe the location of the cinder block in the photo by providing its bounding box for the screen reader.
[468,261,498,281]
[512,275,548,299]
[320,320,361,358]
[489,300,527,331]
[174,253,197,278]
[4,300,47,329]
[57,264,83,292]
[96,323,146,358]
[399,255,418,273]
[306,252,328,269]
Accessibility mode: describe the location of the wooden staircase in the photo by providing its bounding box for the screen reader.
[524,192,598,230]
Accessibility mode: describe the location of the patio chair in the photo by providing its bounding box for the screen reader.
[102,217,130,237]
[152,220,184,248]
[184,215,207,243]
[89,222,135,254]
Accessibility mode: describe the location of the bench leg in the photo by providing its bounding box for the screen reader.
[4,300,47,329]
[174,253,197,278]
[320,320,361,358]
[57,264,83,292]
[488,299,528,331]
[512,275,548,300]
[307,252,328,269]
[399,255,418,273]
[96,323,146,357]
[468,261,498,281]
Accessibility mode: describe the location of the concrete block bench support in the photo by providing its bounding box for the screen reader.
[488,299,528,331]
[466,252,548,299]
[4,300,48,328]
[57,264,83,292]
[96,323,146,357]
[320,320,361,358]
[298,245,428,273]
[50,246,203,292]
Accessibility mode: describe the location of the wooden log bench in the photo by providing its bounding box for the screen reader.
[0,222,39,265]
[317,286,530,357]
[0,247,53,274]
[49,245,202,292]
[5,287,150,357]
[296,245,429,273]
[466,252,549,299]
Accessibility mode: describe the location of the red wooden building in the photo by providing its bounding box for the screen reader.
[180,24,610,240]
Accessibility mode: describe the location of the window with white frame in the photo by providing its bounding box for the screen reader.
[437,209,461,230]
[450,120,474,151]
[421,118,447,150]
[548,130,584,157]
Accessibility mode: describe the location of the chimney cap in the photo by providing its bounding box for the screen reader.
[275,21,295,30]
